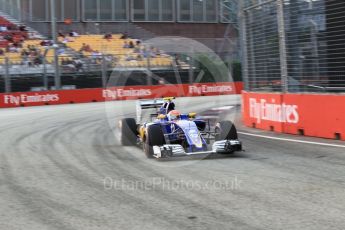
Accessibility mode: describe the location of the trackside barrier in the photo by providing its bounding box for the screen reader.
[242,91,345,141]
[0,82,243,108]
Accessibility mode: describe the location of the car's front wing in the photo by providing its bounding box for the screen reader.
[152,140,242,159]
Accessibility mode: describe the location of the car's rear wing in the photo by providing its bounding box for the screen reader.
[136,99,165,123]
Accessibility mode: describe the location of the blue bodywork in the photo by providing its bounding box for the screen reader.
[151,115,208,153]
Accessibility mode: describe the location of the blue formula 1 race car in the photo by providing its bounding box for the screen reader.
[119,97,242,159]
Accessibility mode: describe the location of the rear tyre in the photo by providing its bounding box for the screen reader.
[120,118,138,146]
[215,121,238,141]
[144,125,165,158]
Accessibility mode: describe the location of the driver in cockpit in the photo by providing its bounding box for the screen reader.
[167,110,181,121]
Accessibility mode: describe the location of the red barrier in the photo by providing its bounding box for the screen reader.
[0,82,243,109]
[242,91,345,141]
[242,92,285,132]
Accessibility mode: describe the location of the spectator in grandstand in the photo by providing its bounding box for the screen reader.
[61,58,67,66]
[73,59,84,72]
[133,46,140,53]
[62,58,75,71]
[57,48,66,55]
[27,44,36,52]
[76,51,84,59]
[27,52,35,67]
[123,41,130,48]
[61,58,73,66]
[19,35,25,43]
[19,25,27,32]
[105,54,114,63]
[174,54,180,66]
[40,40,51,47]
[30,49,39,58]
[34,54,43,66]
[0,49,4,56]
[29,32,41,39]
[0,26,7,32]
[91,50,102,63]
[128,41,135,49]
[104,33,112,40]
[8,44,19,53]
[11,24,18,30]
[158,78,165,85]
[40,40,46,47]
[4,34,13,42]
[62,36,74,44]
[125,54,136,61]
[120,32,128,39]
[58,31,65,38]
[136,54,143,61]
[21,52,29,66]
[61,37,68,44]
[149,47,158,58]
[12,41,22,50]
[136,40,141,46]
[80,43,93,52]
[69,30,79,37]
[37,54,44,66]
[21,49,29,57]
[141,47,150,58]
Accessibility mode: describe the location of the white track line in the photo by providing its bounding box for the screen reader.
[238,132,345,148]
[211,106,234,111]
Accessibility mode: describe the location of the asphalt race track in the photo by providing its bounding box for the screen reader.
[1,95,345,230]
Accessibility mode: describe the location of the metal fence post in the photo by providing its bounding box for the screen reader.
[188,55,194,84]
[53,50,61,89]
[4,57,11,93]
[239,4,249,91]
[43,49,48,90]
[43,58,48,90]
[146,55,151,71]
[146,56,152,86]
[51,0,61,90]
[247,11,257,90]
[101,54,107,88]
[277,0,289,93]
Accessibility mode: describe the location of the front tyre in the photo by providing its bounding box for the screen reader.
[144,125,166,158]
[215,121,238,141]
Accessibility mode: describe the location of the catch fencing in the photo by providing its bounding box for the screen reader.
[0,53,194,93]
[241,0,345,93]
[0,50,241,93]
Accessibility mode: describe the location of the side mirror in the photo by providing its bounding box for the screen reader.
[157,114,166,119]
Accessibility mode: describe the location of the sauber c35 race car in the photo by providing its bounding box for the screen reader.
[119,97,242,159]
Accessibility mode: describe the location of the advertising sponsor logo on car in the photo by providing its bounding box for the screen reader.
[249,98,299,124]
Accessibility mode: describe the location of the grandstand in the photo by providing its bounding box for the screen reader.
[0,13,176,72]
[0,0,240,93]
[60,34,174,68]
[0,0,239,56]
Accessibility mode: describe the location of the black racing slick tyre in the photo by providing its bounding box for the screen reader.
[215,121,238,141]
[120,118,138,146]
[144,125,166,158]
